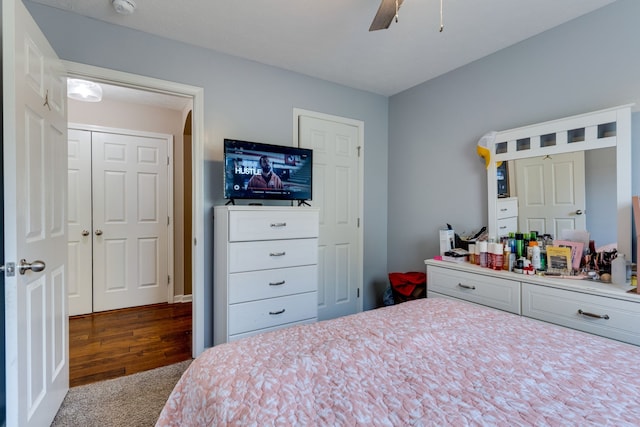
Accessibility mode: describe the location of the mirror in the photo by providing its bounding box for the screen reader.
[498,147,617,246]
[486,105,632,259]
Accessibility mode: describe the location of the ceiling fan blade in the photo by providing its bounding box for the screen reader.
[369,0,404,31]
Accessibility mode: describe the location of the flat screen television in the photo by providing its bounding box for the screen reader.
[223,139,313,202]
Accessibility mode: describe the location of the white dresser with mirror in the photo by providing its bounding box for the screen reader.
[426,105,640,346]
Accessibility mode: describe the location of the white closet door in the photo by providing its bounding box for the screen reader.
[298,115,361,321]
[92,132,169,311]
[67,128,93,315]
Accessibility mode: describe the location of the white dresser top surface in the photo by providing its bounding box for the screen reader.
[425,258,640,304]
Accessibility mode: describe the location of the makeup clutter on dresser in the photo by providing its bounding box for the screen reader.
[427,105,640,346]
[441,104,637,289]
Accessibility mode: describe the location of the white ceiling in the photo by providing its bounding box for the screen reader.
[33,0,616,97]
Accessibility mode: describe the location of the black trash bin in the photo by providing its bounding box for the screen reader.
[388,272,426,304]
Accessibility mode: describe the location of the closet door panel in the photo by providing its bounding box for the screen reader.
[92,131,169,311]
[67,128,93,315]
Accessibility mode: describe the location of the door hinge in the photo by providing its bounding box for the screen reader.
[357,146,361,157]
[167,156,170,165]
[168,275,171,284]
[168,216,170,226]
[357,217,360,228]
[357,288,360,298]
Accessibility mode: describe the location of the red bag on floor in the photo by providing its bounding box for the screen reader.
[388,272,426,303]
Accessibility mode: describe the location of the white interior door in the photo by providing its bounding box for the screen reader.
[298,113,362,321]
[515,151,586,237]
[67,129,93,315]
[3,0,69,425]
[91,131,169,311]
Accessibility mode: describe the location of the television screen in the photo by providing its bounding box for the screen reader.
[223,139,313,201]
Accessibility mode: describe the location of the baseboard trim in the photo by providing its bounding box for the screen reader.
[173,294,193,303]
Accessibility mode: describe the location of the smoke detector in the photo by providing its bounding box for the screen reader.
[112,0,136,15]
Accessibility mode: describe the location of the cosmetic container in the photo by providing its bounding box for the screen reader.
[478,241,488,268]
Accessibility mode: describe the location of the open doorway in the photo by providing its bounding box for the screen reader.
[67,80,194,384]
[64,62,205,383]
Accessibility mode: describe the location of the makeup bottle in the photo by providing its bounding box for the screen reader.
[479,241,488,268]
[502,246,511,271]
[515,233,524,259]
[493,243,504,271]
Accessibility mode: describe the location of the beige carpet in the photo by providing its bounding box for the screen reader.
[52,359,192,427]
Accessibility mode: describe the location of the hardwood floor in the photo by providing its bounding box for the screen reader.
[69,302,192,387]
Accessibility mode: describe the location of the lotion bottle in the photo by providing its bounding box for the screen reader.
[612,253,627,285]
[530,241,541,270]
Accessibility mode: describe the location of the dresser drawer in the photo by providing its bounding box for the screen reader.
[496,197,518,219]
[522,283,640,346]
[496,216,518,236]
[229,238,318,272]
[229,209,319,242]
[229,265,318,304]
[228,291,317,336]
[427,265,521,314]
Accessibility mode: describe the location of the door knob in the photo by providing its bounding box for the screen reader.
[575,210,584,215]
[95,229,103,236]
[19,259,46,275]
[82,230,90,236]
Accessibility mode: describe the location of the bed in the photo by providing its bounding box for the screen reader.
[157,298,640,426]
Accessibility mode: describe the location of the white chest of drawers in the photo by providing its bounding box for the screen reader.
[214,206,319,345]
[425,259,640,346]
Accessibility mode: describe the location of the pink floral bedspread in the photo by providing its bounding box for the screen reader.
[157,298,640,426]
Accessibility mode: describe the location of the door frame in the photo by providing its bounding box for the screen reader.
[69,123,175,307]
[292,108,365,313]
[64,61,207,357]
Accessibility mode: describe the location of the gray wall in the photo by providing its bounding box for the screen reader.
[388,0,640,272]
[24,2,390,345]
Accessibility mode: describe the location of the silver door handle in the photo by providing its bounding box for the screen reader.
[95,229,103,236]
[19,259,46,275]
[575,210,583,215]
[82,230,90,236]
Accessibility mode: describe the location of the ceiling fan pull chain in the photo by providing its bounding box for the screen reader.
[395,0,399,23]
[439,0,444,32]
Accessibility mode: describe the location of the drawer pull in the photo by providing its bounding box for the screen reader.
[458,283,476,290]
[500,208,508,212]
[269,309,286,315]
[269,252,286,257]
[578,309,610,320]
[270,222,287,228]
[269,280,286,286]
